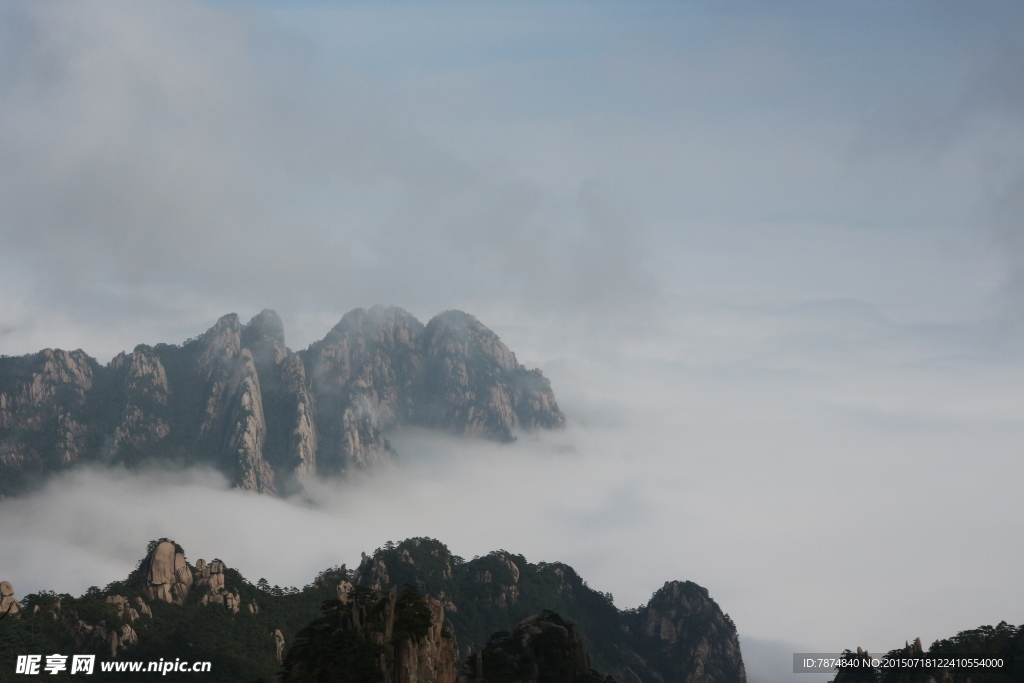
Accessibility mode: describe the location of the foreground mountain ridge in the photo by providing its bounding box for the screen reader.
[830,625,1023,683]
[0,537,746,683]
[0,307,564,497]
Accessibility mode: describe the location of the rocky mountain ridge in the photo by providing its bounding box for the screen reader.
[352,539,746,683]
[0,537,745,683]
[0,307,564,497]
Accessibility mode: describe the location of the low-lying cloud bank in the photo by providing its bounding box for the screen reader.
[2,304,1021,683]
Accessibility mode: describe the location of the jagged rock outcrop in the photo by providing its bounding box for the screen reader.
[273,629,286,663]
[136,542,244,615]
[2,538,747,683]
[353,539,746,683]
[619,581,746,683]
[457,610,607,683]
[280,354,318,477]
[109,346,171,453]
[0,307,563,497]
[0,349,95,486]
[282,584,457,683]
[337,578,355,603]
[419,311,563,441]
[242,309,288,368]
[305,307,424,472]
[469,552,520,610]
[419,599,457,682]
[194,558,241,613]
[192,315,276,494]
[222,349,275,493]
[144,540,193,605]
[105,595,147,622]
[134,596,152,619]
[74,618,139,659]
[1,580,19,616]
[196,313,243,383]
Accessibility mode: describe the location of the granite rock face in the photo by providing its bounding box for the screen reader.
[194,558,242,613]
[419,311,563,441]
[105,595,146,623]
[0,349,96,487]
[281,584,458,683]
[74,619,139,659]
[0,307,564,497]
[273,629,286,663]
[144,540,193,605]
[222,349,275,493]
[109,346,171,453]
[617,581,747,683]
[1,580,19,616]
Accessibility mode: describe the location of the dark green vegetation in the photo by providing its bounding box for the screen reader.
[832,623,1023,683]
[280,584,441,683]
[354,539,624,666]
[350,538,746,683]
[0,537,746,683]
[0,591,115,681]
[0,557,341,681]
[463,610,615,683]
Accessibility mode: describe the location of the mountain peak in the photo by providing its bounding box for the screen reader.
[242,309,287,367]
[0,307,564,497]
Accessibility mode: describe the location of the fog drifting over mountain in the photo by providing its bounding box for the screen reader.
[0,2,1022,682]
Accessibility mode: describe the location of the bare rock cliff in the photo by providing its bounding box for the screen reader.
[222,349,275,493]
[282,584,458,683]
[619,581,746,683]
[305,306,424,473]
[144,540,194,605]
[0,349,96,478]
[0,307,564,497]
[418,311,563,441]
[242,309,288,368]
[1,580,19,616]
[194,558,242,613]
[280,354,318,477]
[109,346,171,453]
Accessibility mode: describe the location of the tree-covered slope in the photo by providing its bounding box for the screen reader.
[832,624,1023,683]
[0,537,745,683]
